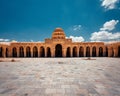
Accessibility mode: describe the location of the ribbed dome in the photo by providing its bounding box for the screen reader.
[52,28,66,39]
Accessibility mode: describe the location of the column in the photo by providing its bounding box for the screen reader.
[77,48,79,57]
[96,47,99,57]
[71,47,73,57]
[90,47,92,57]
[84,47,86,57]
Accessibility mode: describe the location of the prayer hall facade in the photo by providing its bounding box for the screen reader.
[0,28,120,58]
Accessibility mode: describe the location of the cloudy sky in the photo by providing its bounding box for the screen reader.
[0,0,120,42]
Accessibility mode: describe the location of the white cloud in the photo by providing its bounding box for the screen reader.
[90,31,120,41]
[67,36,84,42]
[100,20,119,31]
[90,19,120,41]
[73,25,81,31]
[0,38,10,42]
[101,0,119,10]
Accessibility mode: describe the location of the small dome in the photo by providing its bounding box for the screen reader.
[52,28,66,39]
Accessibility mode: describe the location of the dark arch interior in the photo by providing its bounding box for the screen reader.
[99,47,103,57]
[12,47,17,57]
[79,47,84,57]
[40,47,45,57]
[47,47,51,57]
[106,47,108,57]
[6,48,9,57]
[73,47,77,57]
[0,47,3,57]
[92,47,96,57]
[55,44,62,57]
[19,47,24,57]
[66,47,70,57]
[33,47,38,57]
[118,46,120,57]
[86,47,90,57]
[26,47,31,57]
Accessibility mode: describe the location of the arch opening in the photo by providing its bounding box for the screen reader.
[66,47,71,57]
[92,47,96,57]
[106,47,108,57]
[73,47,77,57]
[26,47,31,57]
[86,47,90,57]
[19,47,24,57]
[79,47,84,57]
[55,44,62,57]
[12,47,17,57]
[33,47,38,57]
[0,47,3,57]
[6,48,9,57]
[47,47,51,57]
[40,47,45,57]
[99,47,103,57]
[118,46,120,57]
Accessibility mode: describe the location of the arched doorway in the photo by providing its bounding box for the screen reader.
[40,47,45,57]
[26,47,31,57]
[79,47,84,57]
[0,47,3,57]
[106,47,108,57]
[66,47,71,57]
[12,47,17,57]
[86,47,90,57]
[73,47,77,57]
[99,47,103,57]
[55,44,62,57]
[19,47,24,57]
[118,46,120,57]
[6,48,9,57]
[33,46,38,57]
[47,47,51,57]
[92,47,96,57]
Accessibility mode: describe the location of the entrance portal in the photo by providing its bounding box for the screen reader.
[55,44,62,57]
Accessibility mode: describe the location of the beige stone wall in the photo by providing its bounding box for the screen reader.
[0,41,120,58]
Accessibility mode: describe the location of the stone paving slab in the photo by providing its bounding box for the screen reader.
[0,57,120,96]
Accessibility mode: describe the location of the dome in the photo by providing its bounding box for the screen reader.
[52,28,66,39]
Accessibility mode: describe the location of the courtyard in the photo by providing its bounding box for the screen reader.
[0,58,120,96]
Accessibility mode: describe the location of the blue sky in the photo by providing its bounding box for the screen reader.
[0,0,120,42]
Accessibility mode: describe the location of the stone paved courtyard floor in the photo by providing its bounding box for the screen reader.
[0,58,120,96]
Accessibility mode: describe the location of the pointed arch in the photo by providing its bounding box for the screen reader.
[12,47,17,57]
[79,47,84,57]
[55,44,62,57]
[92,47,96,57]
[26,46,31,57]
[111,47,114,57]
[99,47,103,57]
[47,47,51,57]
[40,46,45,57]
[0,47,3,57]
[106,47,108,57]
[66,47,71,57]
[33,46,38,57]
[118,46,120,57]
[86,46,90,57]
[73,47,77,57]
[19,46,24,57]
[6,48,9,57]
